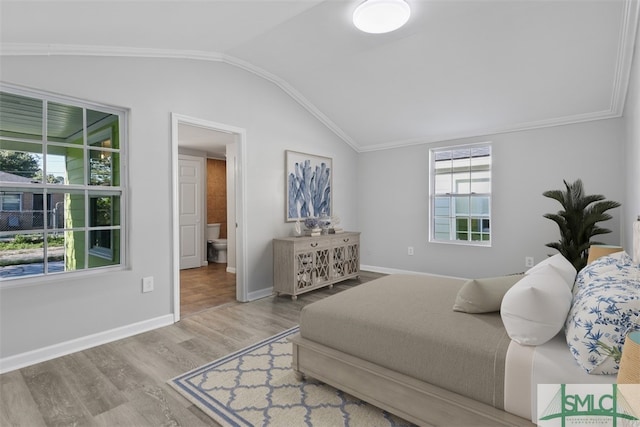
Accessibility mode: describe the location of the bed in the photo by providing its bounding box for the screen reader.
[292,274,524,426]
[290,256,631,426]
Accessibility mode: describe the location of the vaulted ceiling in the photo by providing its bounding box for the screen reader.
[1,0,638,152]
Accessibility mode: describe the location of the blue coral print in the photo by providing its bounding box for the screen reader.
[287,157,330,220]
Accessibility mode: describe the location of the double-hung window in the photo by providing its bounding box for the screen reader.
[430,144,491,245]
[0,84,127,282]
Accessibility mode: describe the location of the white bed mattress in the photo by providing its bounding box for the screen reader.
[504,332,616,422]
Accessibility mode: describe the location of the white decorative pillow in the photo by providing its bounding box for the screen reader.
[526,253,577,288]
[453,274,525,313]
[501,265,572,345]
[565,252,640,374]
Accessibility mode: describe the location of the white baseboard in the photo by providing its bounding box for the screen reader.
[247,287,274,301]
[360,265,467,280]
[0,314,174,374]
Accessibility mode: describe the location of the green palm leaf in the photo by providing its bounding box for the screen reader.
[543,179,620,271]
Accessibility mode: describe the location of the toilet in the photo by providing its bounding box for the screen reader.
[207,223,228,263]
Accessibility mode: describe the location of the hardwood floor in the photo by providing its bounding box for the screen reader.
[0,271,535,427]
[0,272,381,427]
[180,263,236,318]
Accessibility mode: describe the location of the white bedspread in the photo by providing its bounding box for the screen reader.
[505,332,616,422]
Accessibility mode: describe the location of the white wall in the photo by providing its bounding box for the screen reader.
[0,47,636,365]
[0,55,358,361]
[358,118,626,279]
[623,26,640,252]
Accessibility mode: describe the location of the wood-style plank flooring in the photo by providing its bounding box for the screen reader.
[0,272,378,427]
[0,271,535,427]
[180,263,236,317]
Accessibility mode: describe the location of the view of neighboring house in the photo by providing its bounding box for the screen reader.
[0,170,63,233]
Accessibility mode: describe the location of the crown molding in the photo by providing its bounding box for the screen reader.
[365,0,638,152]
[2,0,638,156]
[0,43,360,152]
[358,109,622,152]
[610,0,640,115]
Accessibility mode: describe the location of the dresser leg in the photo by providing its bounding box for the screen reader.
[291,295,298,301]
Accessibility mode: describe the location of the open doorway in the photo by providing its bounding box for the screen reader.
[171,114,247,322]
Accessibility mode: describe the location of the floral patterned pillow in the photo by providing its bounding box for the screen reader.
[565,252,640,374]
[572,251,631,294]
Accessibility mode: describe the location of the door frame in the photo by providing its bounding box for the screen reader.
[171,113,248,322]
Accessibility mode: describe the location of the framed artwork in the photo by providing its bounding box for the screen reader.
[285,150,332,222]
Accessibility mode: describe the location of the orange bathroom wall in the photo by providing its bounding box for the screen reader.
[207,158,227,238]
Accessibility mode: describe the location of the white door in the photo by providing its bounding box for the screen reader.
[179,155,202,269]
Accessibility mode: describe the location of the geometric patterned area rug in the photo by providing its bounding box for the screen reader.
[169,326,414,427]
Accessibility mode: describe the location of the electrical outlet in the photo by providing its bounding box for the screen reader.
[142,276,154,293]
[525,257,534,268]
[408,246,414,256]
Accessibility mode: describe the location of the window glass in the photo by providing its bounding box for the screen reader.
[89,149,118,186]
[433,217,450,240]
[63,230,86,272]
[44,152,68,184]
[430,144,491,245]
[456,217,469,240]
[1,193,21,211]
[0,92,42,140]
[454,196,469,215]
[0,143,43,180]
[88,111,119,149]
[47,146,85,186]
[47,102,83,144]
[434,173,452,194]
[89,194,120,227]
[46,232,65,274]
[47,189,85,230]
[89,230,121,265]
[0,86,125,282]
[433,197,450,216]
[470,196,489,215]
[0,232,46,279]
[470,154,491,193]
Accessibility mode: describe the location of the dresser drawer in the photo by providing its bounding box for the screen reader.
[293,238,332,252]
[332,234,359,246]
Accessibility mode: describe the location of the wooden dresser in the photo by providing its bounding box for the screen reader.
[273,232,360,299]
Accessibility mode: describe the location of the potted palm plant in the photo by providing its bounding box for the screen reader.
[543,179,621,271]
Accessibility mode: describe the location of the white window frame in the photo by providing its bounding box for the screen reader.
[429,143,492,246]
[0,83,128,285]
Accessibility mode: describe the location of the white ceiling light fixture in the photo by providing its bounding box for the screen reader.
[353,0,411,34]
